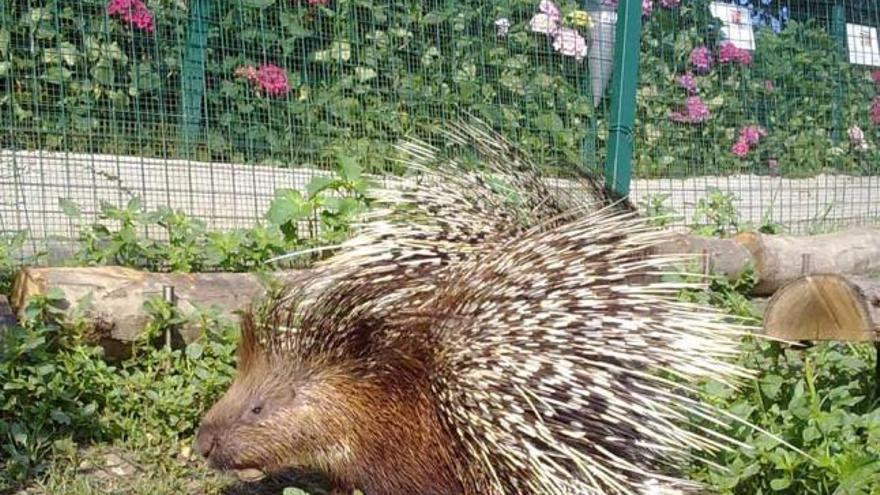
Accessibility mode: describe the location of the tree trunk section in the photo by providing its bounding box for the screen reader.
[736,228,880,296]
[11,266,312,359]
[763,274,880,342]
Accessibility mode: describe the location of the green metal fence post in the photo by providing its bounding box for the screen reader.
[181,0,211,155]
[830,2,846,154]
[604,0,641,199]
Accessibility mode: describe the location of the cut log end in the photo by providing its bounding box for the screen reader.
[764,274,880,342]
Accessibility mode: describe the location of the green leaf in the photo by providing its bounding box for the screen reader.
[355,66,377,83]
[0,28,11,57]
[267,189,306,225]
[59,198,82,218]
[306,176,335,198]
[11,423,27,446]
[91,62,115,86]
[50,410,71,425]
[242,0,276,7]
[42,67,72,84]
[186,342,204,360]
[282,488,309,495]
[313,41,352,63]
[337,153,362,182]
[0,61,10,77]
[46,287,66,301]
[769,477,791,490]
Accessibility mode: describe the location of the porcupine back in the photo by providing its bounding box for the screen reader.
[282,119,633,309]
[222,119,778,494]
[255,203,757,495]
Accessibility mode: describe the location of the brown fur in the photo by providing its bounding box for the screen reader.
[197,304,467,495]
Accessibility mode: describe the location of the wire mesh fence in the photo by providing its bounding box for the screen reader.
[1,0,879,265]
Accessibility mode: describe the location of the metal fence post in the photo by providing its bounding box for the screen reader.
[604,0,641,199]
[830,1,846,167]
[181,0,210,155]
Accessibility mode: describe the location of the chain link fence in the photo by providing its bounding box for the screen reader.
[1,0,879,263]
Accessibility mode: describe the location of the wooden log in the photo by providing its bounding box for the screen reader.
[11,266,312,359]
[651,233,752,280]
[736,228,880,296]
[763,274,880,342]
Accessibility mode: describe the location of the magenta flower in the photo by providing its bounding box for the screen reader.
[642,0,653,16]
[731,125,766,158]
[872,97,880,125]
[660,0,680,7]
[307,0,329,5]
[719,42,738,63]
[107,0,155,33]
[731,139,750,158]
[237,64,291,97]
[739,125,766,146]
[718,41,753,66]
[255,64,290,96]
[872,70,880,87]
[690,46,713,73]
[678,72,697,93]
[671,96,710,123]
[552,27,588,61]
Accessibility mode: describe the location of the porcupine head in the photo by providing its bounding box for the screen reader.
[195,285,467,495]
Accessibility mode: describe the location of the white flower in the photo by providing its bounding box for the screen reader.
[539,0,562,21]
[552,27,588,61]
[849,125,870,151]
[495,17,511,37]
[529,12,559,35]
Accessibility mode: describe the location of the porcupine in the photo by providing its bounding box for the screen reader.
[196,121,761,494]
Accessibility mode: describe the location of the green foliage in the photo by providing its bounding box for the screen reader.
[1,0,598,176]
[0,292,239,491]
[638,192,681,227]
[59,162,369,271]
[0,231,27,294]
[637,4,880,178]
[692,187,741,237]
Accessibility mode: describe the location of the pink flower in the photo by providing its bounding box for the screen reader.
[872,70,880,87]
[552,27,588,61]
[254,64,290,96]
[671,96,710,123]
[731,139,750,158]
[690,46,713,73]
[719,41,739,63]
[661,0,680,7]
[107,0,155,33]
[678,72,697,93]
[642,0,653,16]
[719,41,753,66]
[872,97,880,125]
[235,65,258,81]
[307,0,329,5]
[739,125,766,146]
[539,0,562,22]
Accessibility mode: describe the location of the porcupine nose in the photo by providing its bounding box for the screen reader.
[196,424,218,459]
